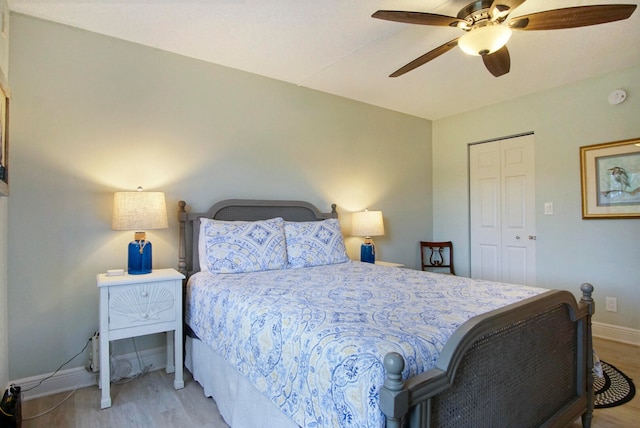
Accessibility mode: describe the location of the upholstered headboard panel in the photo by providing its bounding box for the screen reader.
[178,199,338,276]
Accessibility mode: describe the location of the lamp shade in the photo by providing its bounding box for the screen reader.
[112,191,168,231]
[458,24,512,56]
[352,210,385,238]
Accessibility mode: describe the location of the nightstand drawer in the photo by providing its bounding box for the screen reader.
[108,282,176,330]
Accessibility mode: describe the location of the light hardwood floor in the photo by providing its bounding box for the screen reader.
[22,370,230,428]
[567,337,640,428]
[22,337,638,427]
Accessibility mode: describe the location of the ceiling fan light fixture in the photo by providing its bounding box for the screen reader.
[458,24,512,56]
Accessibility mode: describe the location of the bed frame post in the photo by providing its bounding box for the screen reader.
[178,200,188,277]
[580,282,595,428]
[379,352,409,428]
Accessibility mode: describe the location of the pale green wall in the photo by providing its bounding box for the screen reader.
[0,0,8,77]
[8,14,431,379]
[433,65,640,330]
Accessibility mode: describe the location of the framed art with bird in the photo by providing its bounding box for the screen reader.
[580,138,640,219]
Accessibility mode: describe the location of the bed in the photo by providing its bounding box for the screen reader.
[178,199,595,428]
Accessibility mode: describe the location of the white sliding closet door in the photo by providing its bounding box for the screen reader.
[469,134,536,285]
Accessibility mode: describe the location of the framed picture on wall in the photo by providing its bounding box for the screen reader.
[0,74,8,197]
[580,138,640,219]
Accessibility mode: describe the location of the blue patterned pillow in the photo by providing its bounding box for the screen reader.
[284,219,350,268]
[199,217,288,273]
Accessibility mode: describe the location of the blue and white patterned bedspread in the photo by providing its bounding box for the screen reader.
[185,261,546,427]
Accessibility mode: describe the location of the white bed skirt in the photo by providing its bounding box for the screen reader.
[185,335,299,428]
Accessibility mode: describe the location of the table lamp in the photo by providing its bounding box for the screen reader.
[112,187,168,274]
[352,209,384,263]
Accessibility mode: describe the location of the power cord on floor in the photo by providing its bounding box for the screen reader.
[22,390,76,421]
[21,336,154,420]
[110,337,153,384]
[20,338,90,420]
[22,338,90,394]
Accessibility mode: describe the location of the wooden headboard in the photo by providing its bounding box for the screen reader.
[178,199,338,276]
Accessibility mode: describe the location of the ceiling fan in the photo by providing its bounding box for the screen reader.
[372,1,637,77]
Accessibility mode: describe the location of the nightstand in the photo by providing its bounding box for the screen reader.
[375,260,404,268]
[96,268,185,409]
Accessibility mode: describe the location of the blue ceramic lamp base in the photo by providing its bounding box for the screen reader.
[128,235,152,275]
[360,241,375,264]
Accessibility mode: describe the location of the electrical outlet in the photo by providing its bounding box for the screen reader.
[605,297,617,312]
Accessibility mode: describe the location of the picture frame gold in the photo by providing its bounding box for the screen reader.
[580,138,640,219]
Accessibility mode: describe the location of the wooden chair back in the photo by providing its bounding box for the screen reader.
[420,241,455,275]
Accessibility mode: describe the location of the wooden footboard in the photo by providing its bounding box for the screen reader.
[380,284,595,428]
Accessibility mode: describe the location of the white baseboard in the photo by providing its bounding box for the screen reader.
[12,345,168,401]
[592,321,640,346]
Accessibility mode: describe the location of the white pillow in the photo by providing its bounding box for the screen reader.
[284,219,350,268]
[199,217,288,273]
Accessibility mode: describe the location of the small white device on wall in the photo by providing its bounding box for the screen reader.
[608,89,627,105]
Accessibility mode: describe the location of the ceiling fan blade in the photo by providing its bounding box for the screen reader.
[372,10,466,28]
[489,0,527,20]
[390,38,459,77]
[482,46,511,77]
[509,4,637,31]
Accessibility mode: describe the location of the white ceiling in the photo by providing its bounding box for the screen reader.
[8,0,640,120]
